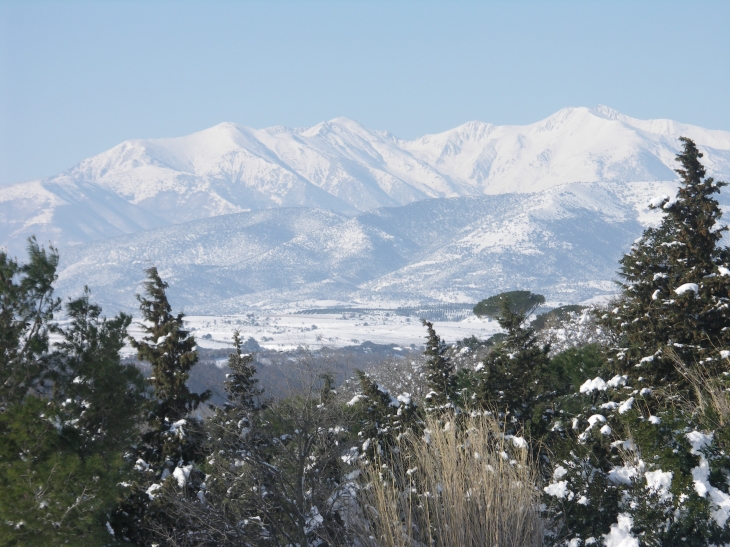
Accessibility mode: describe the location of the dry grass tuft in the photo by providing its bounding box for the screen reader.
[668,346,730,426]
[356,412,543,547]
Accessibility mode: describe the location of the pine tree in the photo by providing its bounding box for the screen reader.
[0,237,60,409]
[474,290,545,319]
[421,320,457,410]
[53,288,147,457]
[601,137,730,389]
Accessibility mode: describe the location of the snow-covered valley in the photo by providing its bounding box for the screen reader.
[129,310,502,354]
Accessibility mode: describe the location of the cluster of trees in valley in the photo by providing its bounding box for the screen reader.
[3,138,730,546]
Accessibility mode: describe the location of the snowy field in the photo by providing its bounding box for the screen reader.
[124,309,503,354]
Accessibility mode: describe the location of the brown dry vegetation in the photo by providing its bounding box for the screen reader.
[356,412,543,547]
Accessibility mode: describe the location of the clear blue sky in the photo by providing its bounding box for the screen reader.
[1,0,729,185]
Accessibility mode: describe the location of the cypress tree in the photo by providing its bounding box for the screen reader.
[474,298,551,433]
[601,137,730,389]
[111,266,210,543]
[421,320,457,410]
[541,139,730,546]
[224,329,262,413]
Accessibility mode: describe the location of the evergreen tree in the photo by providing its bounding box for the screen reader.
[224,329,262,413]
[1,244,146,546]
[541,139,730,546]
[111,266,210,543]
[0,237,60,409]
[421,320,457,410]
[473,297,551,434]
[158,365,356,547]
[52,288,147,457]
[473,290,545,319]
[352,370,418,461]
[601,137,730,388]
[133,267,209,431]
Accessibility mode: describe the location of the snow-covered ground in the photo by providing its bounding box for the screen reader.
[123,310,503,355]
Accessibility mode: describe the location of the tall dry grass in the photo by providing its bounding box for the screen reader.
[356,412,542,547]
[668,346,730,426]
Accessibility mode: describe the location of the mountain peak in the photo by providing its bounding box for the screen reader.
[594,104,623,120]
[4,106,730,258]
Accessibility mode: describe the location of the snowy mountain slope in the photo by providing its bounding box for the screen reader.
[53,180,712,314]
[54,207,348,310]
[3,106,730,260]
[0,178,166,256]
[401,106,730,194]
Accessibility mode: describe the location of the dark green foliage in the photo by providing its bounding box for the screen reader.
[53,289,148,457]
[0,238,61,409]
[542,139,730,546]
[111,266,210,544]
[472,298,551,435]
[0,243,145,546]
[353,370,418,461]
[549,344,605,395]
[132,267,210,427]
[162,366,357,547]
[421,320,457,410]
[0,397,132,546]
[224,329,262,412]
[473,290,545,319]
[456,334,491,351]
[530,304,585,331]
[600,137,730,389]
[131,267,211,463]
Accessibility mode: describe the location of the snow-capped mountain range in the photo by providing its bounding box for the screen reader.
[53,182,669,313]
[3,106,730,312]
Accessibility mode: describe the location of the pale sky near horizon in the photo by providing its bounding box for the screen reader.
[1,0,729,186]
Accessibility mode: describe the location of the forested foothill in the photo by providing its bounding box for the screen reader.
[2,138,730,546]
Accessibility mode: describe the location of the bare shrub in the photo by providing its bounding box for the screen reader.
[356,411,543,547]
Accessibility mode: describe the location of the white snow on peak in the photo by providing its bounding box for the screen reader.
[5,106,730,311]
[4,105,730,257]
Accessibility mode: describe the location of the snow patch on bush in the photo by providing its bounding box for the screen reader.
[674,283,698,296]
[607,375,628,388]
[544,480,571,499]
[645,470,673,501]
[172,464,192,488]
[608,464,638,485]
[618,397,635,414]
[603,513,639,547]
[686,431,730,526]
[553,465,568,480]
[580,377,607,393]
